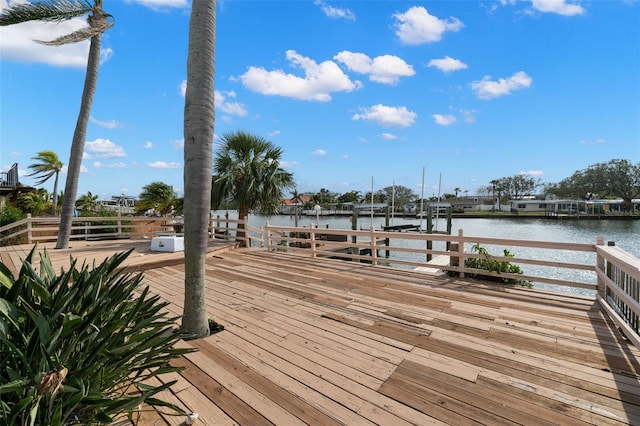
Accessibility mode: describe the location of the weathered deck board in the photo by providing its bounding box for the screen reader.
[1,242,639,425]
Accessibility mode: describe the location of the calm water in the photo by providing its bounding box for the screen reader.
[217,211,639,294]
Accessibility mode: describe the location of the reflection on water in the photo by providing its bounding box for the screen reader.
[217,211,639,295]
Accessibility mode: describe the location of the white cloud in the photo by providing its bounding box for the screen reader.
[312,149,327,156]
[90,116,122,129]
[579,138,607,145]
[93,161,126,169]
[0,0,113,68]
[427,56,468,73]
[334,51,415,84]
[352,104,417,127]
[432,114,457,126]
[147,161,181,169]
[279,160,299,168]
[85,138,127,158]
[267,130,281,137]
[380,133,398,140]
[239,50,361,101]
[179,80,187,97]
[314,0,355,20]
[470,71,532,99]
[128,0,189,11]
[393,6,464,45]
[530,0,585,16]
[215,90,248,116]
[143,141,153,149]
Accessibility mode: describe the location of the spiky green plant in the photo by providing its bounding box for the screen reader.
[462,244,532,287]
[0,247,193,425]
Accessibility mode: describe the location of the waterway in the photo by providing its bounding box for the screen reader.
[217,211,639,295]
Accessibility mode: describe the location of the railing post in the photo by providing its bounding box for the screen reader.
[310,224,317,258]
[213,215,219,239]
[596,236,606,299]
[117,211,122,236]
[458,229,465,278]
[241,215,248,247]
[27,214,33,244]
[370,225,377,266]
[265,222,270,250]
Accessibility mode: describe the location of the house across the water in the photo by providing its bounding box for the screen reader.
[509,198,640,214]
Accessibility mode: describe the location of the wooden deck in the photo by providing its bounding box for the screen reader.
[1,241,639,425]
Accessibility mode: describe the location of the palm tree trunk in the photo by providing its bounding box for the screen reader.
[182,0,216,338]
[55,33,102,248]
[238,204,249,247]
[52,172,59,215]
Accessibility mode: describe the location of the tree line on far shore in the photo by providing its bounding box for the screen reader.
[5,140,639,221]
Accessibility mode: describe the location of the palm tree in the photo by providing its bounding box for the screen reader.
[1,0,114,249]
[17,188,51,216]
[135,181,177,217]
[181,0,216,339]
[454,187,461,199]
[212,131,295,244]
[26,150,63,213]
[290,189,303,205]
[76,190,99,213]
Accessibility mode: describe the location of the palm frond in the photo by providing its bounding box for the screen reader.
[30,171,57,186]
[0,0,93,26]
[36,18,112,45]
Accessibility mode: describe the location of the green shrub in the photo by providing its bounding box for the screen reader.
[0,205,25,226]
[0,247,193,425]
[0,205,27,246]
[462,243,532,287]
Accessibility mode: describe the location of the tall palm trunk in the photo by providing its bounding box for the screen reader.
[56,33,102,248]
[52,172,60,214]
[182,0,216,338]
[237,204,249,247]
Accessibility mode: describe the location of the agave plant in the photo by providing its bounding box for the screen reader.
[0,247,193,425]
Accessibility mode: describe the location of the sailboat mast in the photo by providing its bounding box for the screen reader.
[420,167,425,232]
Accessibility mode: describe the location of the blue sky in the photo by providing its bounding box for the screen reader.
[1,0,639,201]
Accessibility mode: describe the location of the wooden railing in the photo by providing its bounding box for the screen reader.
[596,240,640,348]
[0,214,258,247]
[0,215,180,244]
[2,215,638,346]
[264,224,599,289]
